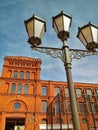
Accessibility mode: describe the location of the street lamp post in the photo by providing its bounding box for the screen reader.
[52,12,80,130]
[24,11,98,130]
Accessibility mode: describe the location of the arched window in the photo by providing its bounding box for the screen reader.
[20,71,24,78]
[5,83,9,93]
[42,86,47,96]
[40,119,47,130]
[18,84,22,94]
[41,119,47,124]
[76,88,82,97]
[65,88,69,97]
[86,88,92,96]
[26,71,30,79]
[24,84,28,94]
[54,87,60,96]
[42,101,47,113]
[95,88,98,97]
[13,70,18,78]
[8,70,12,78]
[11,83,16,93]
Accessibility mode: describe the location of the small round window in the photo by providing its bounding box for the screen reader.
[14,102,21,109]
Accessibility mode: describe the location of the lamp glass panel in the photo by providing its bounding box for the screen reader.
[35,19,45,38]
[91,26,98,43]
[53,23,58,34]
[26,20,34,38]
[54,15,63,33]
[63,15,71,32]
[78,31,87,46]
[82,26,92,43]
[40,24,45,38]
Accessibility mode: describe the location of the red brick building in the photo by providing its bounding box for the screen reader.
[0,56,98,130]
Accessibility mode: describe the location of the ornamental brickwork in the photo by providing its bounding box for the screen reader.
[0,56,98,130]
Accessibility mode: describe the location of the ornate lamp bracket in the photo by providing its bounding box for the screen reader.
[31,46,98,62]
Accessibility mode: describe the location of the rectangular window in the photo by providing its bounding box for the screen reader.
[65,88,69,97]
[96,89,98,96]
[54,87,60,96]
[78,102,85,114]
[20,71,24,78]
[76,88,82,97]
[11,83,16,93]
[24,84,28,94]
[42,86,47,96]
[18,84,22,94]
[86,89,92,96]
[55,101,60,115]
[88,102,97,114]
[42,101,47,113]
[13,71,18,78]
[95,88,98,98]
[26,72,30,79]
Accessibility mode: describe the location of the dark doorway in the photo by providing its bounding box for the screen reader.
[5,118,25,130]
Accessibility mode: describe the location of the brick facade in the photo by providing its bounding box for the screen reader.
[0,56,98,130]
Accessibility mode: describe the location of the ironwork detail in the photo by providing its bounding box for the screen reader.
[31,46,98,62]
[46,93,98,130]
[70,49,98,59]
[32,46,63,60]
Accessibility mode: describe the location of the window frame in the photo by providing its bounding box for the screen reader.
[86,88,92,96]
[14,102,21,109]
[65,88,69,97]
[54,87,60,96]
[20,71,24,79]
[67,102,71,113]
[55,101,60,115]
[24,84,28,94]
[13,70,18,78]
[42,100,47,113]
[76,88,82,97]
[42,86,47,96]
[78,102,85,114]
[88,102,97,114]
[11,83,16,93]
[17,83,22,94]
[26,71,30,79]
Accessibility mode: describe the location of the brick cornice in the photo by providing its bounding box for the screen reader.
[0,77,41,83]
[3,65,40,70]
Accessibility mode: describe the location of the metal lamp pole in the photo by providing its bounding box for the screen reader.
[62,40,80,130]
[24,11,98,130]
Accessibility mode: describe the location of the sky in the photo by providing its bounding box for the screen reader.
[0,0,98,84]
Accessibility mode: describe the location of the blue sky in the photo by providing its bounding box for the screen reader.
[0,0,98,83]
